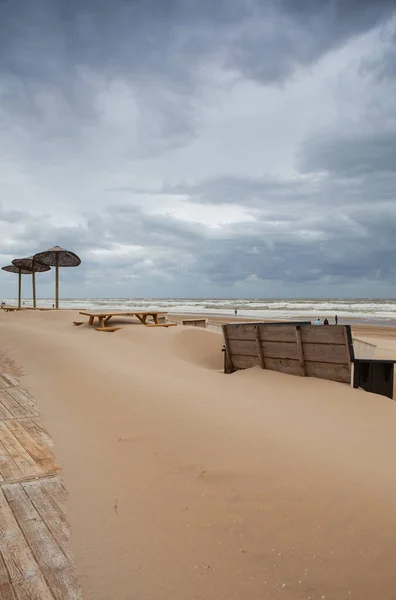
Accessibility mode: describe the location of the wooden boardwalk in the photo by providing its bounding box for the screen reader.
[0,373,82,599]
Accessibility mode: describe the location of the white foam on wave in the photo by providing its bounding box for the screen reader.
[4,297,396,321]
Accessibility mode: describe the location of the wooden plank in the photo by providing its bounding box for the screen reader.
[18,419,54,450]
[264,357,301,376]
[295,326,307,376]
[22,480,73,562]
[0,551,17,600]
[0,486,55,600]
[145,323,177,328]
[344,325,355,362]
[305,361,351,383]
[0,438,24,482]
[227,339,257,356]
[229,339,299,360]
[4,421,60,475]
[0,374,20,388]
[3,483,82,600]
[39,477,67,513]
[0,424,39,481]
[302,343,350,365]
[0,391,30,419]
[0,375,13,388]
[231,354,260,370]
[0,401,13,420]
[221,325,234,373]
[7,388,38,414]
[255,326,265,369]
[95,327,121,332]
[262,341,299,360]
[259,325,301,343]
[300,325,348,345]
[224,324,259,342]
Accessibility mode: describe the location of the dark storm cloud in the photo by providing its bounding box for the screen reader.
[2,0,395,92]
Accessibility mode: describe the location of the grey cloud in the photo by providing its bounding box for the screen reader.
[301,130,396,176]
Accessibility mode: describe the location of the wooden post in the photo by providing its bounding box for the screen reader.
[55,253,59,310]
[295,326,307,376]
[222,325,234,373]
[18,269,22,309]
[32,264,37,309]
[255,326,265,369]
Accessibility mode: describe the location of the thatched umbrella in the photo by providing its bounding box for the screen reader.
[33,246,81,309]
[12,256,51,308]
[2,264,32,308]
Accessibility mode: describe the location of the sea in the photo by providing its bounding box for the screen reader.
[6,298,396,325]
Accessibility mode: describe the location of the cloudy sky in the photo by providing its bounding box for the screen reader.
[1,0,396,299]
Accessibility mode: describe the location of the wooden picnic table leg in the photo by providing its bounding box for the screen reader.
[153,313,159,324]
[88,316,94,326]
[98,316,105,328]
[135,314,145,325]
[104,316,112,325]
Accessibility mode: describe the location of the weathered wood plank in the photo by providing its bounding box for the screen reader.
[22,480,73,562]
[182,319,207,328]
[0,401,13,420]
[255,326,265,369]
[0,391,30,419]
[262,341,299,360]
[7,388,37,414]
[0,487,55,600]
[227,339,258,356]
[222,325,234,373]
[0,425,39,481]
[3,483,82,600]
[0,438,24,482]
[0,551,17,600]
[5,420,60,475]
[39,477,67,513]
[259,325,301,343]
[305,361,351,383]
[231,354,260,370]
[18,419,54,450]
[224,324,258,342]
[264,357,301,376]
[0,374,20,388]
[295,327,307,376]
[302,343,350,365]
[300,325,349,345]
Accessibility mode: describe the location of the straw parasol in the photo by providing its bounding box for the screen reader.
[33,246,81,309]
[12,256,51,309]
[2,264,32,308]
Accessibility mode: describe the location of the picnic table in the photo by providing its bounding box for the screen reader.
[79,310,168,328]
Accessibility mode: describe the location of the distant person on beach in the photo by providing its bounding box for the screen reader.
[323,318,329,325]
[315,318,322,325]
[234,309,238,316]
[335,315,338,325]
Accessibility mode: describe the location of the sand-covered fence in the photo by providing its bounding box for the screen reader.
[222,323,355,383]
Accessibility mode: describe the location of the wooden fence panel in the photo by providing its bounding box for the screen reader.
[222,323,353,384]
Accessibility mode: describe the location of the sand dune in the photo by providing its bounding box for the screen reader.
[1,309,396,599]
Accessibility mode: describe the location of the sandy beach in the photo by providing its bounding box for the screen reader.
[1,309,396,599]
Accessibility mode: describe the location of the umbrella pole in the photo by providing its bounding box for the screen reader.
[55,253,59,309]
[32,266,37,309]
[18,268,22,308]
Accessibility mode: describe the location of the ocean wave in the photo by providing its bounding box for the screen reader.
[6,297,396,321]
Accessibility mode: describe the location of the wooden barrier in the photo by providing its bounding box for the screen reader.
[182,319,207,328]
[222,323,355,384]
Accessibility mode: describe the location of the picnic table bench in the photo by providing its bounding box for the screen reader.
[79,310,168,328]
